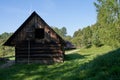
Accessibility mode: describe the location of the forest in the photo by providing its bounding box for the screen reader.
[72,0,120,48]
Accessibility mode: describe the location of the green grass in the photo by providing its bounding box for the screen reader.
[0,46,120,80]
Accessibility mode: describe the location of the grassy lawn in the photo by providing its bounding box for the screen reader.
[0,46,120,80]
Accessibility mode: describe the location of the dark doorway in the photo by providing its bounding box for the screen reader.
[35,28,44,39]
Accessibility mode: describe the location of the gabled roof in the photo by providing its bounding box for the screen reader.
[3,11,65,46]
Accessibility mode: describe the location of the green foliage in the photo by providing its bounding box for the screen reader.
[52,26,72,42]
[71,37,81,47]
[72,0,120,48]
[72,29,83,47]
[1,46,120,80]
[72,26,93,48]
[0,32,14,58]
[92,32,102,47]
[94,0,120,47]
[52,27,67,38]
[61,27,67,37]
[64,35,72,42]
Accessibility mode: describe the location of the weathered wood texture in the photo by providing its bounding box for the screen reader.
[13,15,60,45]
[4,12,65,64]
[15,41,64,64]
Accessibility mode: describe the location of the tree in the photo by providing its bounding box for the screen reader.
[52,26,68,39]
[82,26,92,48]
[94,0,120,48]
[61,27,67,37]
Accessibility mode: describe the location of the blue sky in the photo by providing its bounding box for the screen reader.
[0,0,97,36]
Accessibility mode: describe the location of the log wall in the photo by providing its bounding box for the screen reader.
[15,41,64,64]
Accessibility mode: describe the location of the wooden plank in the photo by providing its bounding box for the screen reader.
[16,49,62,52]
[16,53,63,57]
[16,52,63,55]
[16,48,61,51]
[16,55,63,58]
[17,47,61,49]
[16,47,61,50]
[17,45,61,48]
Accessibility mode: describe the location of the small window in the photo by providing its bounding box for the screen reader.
[35,28,44,39]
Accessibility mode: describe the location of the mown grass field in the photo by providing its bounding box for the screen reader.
[0,46,120,80]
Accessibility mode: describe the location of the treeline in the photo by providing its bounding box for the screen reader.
[72,0,120,48]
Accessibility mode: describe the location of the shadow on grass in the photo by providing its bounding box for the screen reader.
[77,48,120,80]
[65,53,85,61]
[0,48,120,80]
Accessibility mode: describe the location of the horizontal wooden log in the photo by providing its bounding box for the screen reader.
[16,48,61,52]
[16,53,63,57]
[16,43,61,47]
[16,49,62,52]
[17,45,61,48]
[16,56,63,59]
[16,51,63,54]
[17,41,61,45]
[16,47,61,50]
[16,55,63,58]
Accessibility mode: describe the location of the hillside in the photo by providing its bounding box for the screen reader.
[0,46,120,80]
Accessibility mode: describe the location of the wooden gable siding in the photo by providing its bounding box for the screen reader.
[12,15,60,45]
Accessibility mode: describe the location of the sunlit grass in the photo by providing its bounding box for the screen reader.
[79,45,113,61]
[0,46,120,80]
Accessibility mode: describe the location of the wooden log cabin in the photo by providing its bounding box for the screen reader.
[4,11,65,64]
